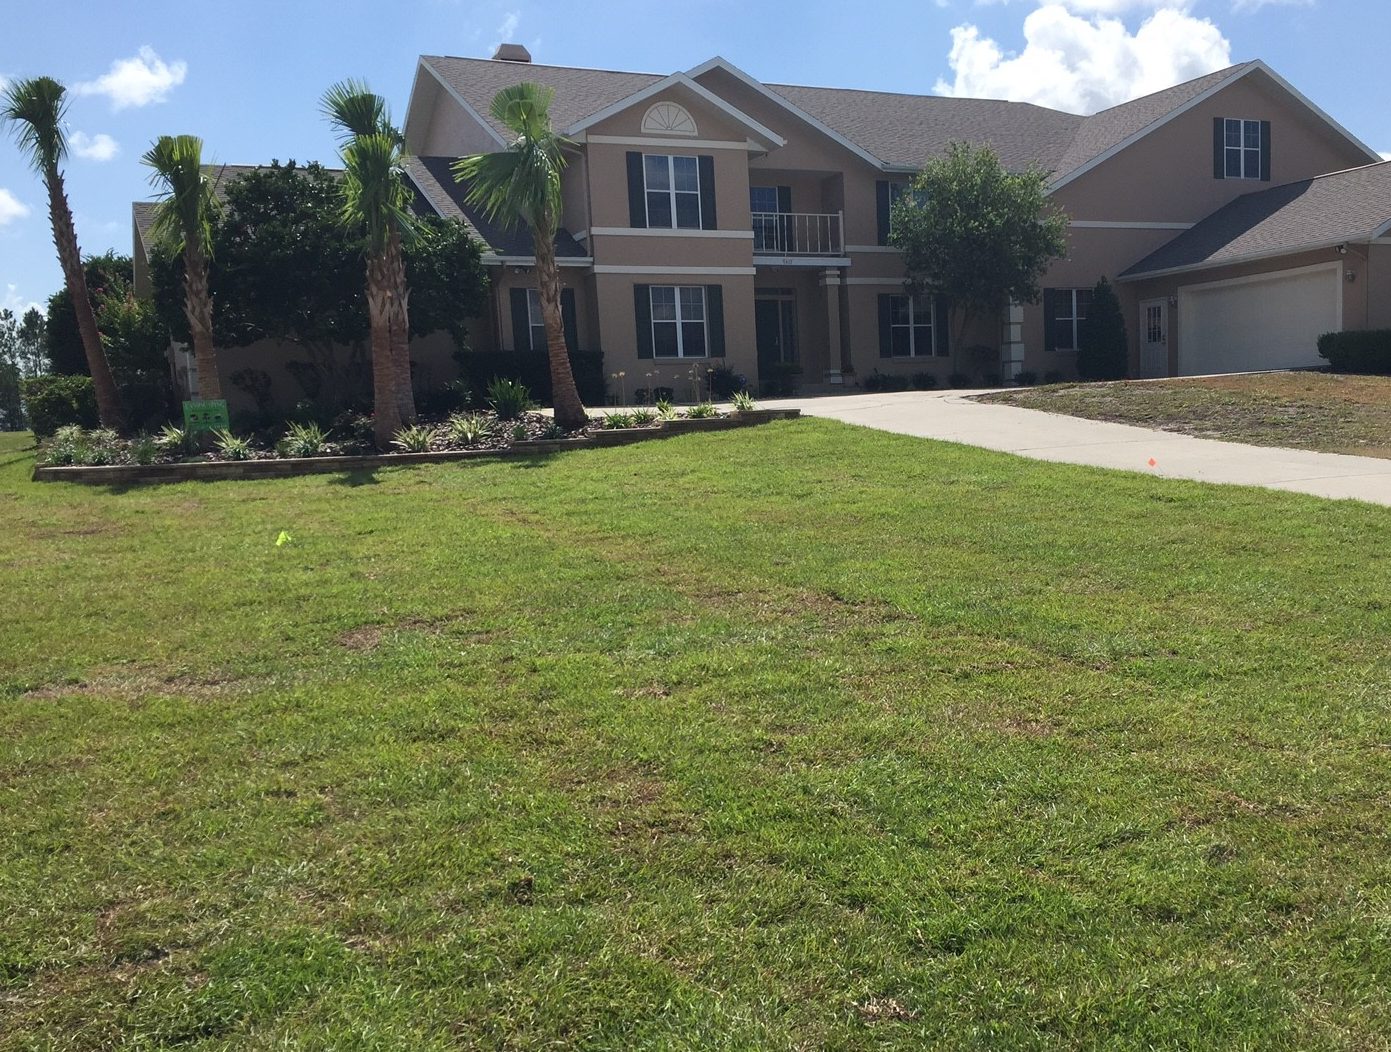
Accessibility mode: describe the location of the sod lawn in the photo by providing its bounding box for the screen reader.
[981,371,1391,459]
[2,421,1390,1049]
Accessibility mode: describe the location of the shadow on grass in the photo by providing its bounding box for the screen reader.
[328,468,381,487]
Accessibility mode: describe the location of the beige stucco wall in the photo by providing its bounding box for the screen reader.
[409,78,506,158]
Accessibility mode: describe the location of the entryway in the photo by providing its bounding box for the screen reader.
[756,290,798,374]
[1140,299,1169,378]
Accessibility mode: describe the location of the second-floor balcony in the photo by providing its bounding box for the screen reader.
[752,212,844,258]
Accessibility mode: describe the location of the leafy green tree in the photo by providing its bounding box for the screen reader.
[890,142,1068,363]
[45,252,131,375]
[1076,278,1129,381]
[142,135,223,400]
[2,76,124,427]
[0,309,44,429]
[455,83,587,430]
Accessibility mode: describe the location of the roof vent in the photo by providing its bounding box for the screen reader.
[492,43,532,63]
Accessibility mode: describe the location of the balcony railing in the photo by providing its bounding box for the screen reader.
[752,211,844,257]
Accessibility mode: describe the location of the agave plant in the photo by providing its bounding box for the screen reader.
[391,424,437,453]
[445,412,492,448]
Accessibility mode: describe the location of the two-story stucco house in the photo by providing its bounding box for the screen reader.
[137,46,1391,408]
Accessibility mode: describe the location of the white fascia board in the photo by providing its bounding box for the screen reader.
[417,59,508,149]
[1249,60,1381,164]
[562,72,786,150]
[483,254,596,267]
[685,56,887,171]
[1117,235,1372,283]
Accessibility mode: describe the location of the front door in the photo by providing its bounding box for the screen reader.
[1140,299,1169,378]
[755,292,798,374]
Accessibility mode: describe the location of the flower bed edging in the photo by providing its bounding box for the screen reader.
[32,408,801,485]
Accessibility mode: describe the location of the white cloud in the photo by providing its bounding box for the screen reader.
[1380,151,1391,162]
[1232,0,1314,10]
[69,131,120,162]
[3,284,43,315]
[75,46,187,110]
[935,4,1232,114]
[488,11,521,51]
[0,188,30,227]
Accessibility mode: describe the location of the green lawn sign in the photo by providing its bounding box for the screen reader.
[183,399,230,435]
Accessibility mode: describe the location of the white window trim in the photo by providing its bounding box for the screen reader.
[888,294,940,358]
[1052,289,1090,352]
[1224,117,1263,180]
[650,285,708,359]
[644,154,703,230]
[524,289,547,351]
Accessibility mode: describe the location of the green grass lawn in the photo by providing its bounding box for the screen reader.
[982,371,1391,458]
[2,422,1390,1050]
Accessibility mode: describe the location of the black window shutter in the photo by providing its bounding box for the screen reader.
[1260,121,1272,181]
[698,155,717,230]
[1043,289,1058,354]
[776,186,792,213]
[509,288,532,353]
[934,296,951,358]
[876,181,891,245]
[634,285,653,359]
[561,288,578,352]
[1213,118,1225,180]
[877,294,893,357]
[705,285,725,358]
[626,152,647,228]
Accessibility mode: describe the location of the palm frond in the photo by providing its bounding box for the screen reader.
[142,135,219,258]
[452,82,568,234]
[321,79,401,144]
[1,76,69,173]
[340,132,415,254]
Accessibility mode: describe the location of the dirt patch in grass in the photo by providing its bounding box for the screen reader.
[21,669,253,703]
[980,371,1391,457]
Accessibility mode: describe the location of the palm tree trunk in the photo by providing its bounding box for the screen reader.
[534,231,586,430]
[367,254,402,449]
[45,166,124,429]
[386,227,415,424]
[183,247,223,401]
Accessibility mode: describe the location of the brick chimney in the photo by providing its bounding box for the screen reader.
[492,43,532,63]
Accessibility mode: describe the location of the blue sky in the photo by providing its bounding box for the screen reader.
[2,0,1388,315]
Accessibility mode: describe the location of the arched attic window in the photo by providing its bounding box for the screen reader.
[642,101,698,136]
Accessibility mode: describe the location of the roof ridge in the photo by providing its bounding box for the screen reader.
[1083,61,1250,118]
[421,54,665,79]
[767,81,1075,114]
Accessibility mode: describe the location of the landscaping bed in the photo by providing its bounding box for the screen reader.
[980,370,1391,457]
[32,406,800,484]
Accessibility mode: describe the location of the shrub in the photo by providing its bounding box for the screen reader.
[1015,370,1039,386]
[1077,278,1129,380]
[601,412,635,429]
[1317,330,1391,374]
[862,371,910,393]
[685,402,718,419]
[1043,370,1065,385]
[454,349,606,405]
[391,425,437,453]
[910,371,938,390]
[630,408,657,426]
[156,423,187,455]
[948,372,971,388]
[279,421,327,458]
[131,434,159,466]
[981,371,1002,387]
[655,398,675,420]
[540,419,564,440]
[487,377,534,421]
[446,412,492,447]
[510,421,527,442]
[213,430,253,461]
[415,378,473,417]
[41,425,87,466]
[22,375,98,438]
[708,365,749,399]
[731,390,757,412]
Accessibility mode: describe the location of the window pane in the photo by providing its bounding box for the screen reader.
[1075,290,1091,319]
[672,155,699,192]
[646,191,672,228]
[530,323,547,350]
[1053,319,1075,351]
[681,321,707,356]
[889,295,911,325]
[1243,120,1261,148]
[914,324,933,357]
[644,154,670,190]
[679,286,705,319]
[1245,148,1260,177]
[653,321,679,357]
[526,288,542,322]
[674,191,701,229]
[891,328,911,357]
[1225,119,1242,148]
[750,187,778,213]
[650,286,676,321]
[1225,148,1242,178]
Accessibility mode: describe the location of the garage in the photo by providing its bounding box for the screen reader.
[1176,263,1342,376]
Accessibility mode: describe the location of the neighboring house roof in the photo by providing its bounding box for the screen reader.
[1121,160,1391,279]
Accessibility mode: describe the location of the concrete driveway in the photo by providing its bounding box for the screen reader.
[767,390,1391,506]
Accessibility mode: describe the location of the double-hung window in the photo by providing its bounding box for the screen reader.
[887,294,941,358]
[649,286,708,357]
[644,154,702,229]
[524,289,547,352]
[1224,118,1263,180]
[1047,288,1092,352]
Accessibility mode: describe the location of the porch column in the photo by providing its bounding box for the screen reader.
[1001,301,1026,382]
[820,268,844,384]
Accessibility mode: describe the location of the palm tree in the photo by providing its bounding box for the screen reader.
[142,135,222,401]
[454,84,587,430]
[2,77,124,428]
[321,81,415,425]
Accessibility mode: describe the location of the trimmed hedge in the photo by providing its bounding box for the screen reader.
[1318,330,1391,374]
[454,350,606,406]
[22,375,99,438]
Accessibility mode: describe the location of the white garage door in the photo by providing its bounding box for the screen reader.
[1177,263,1341,375]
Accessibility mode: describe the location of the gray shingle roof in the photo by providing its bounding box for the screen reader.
[1122,160,1391,278]
[420,55,664,142]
